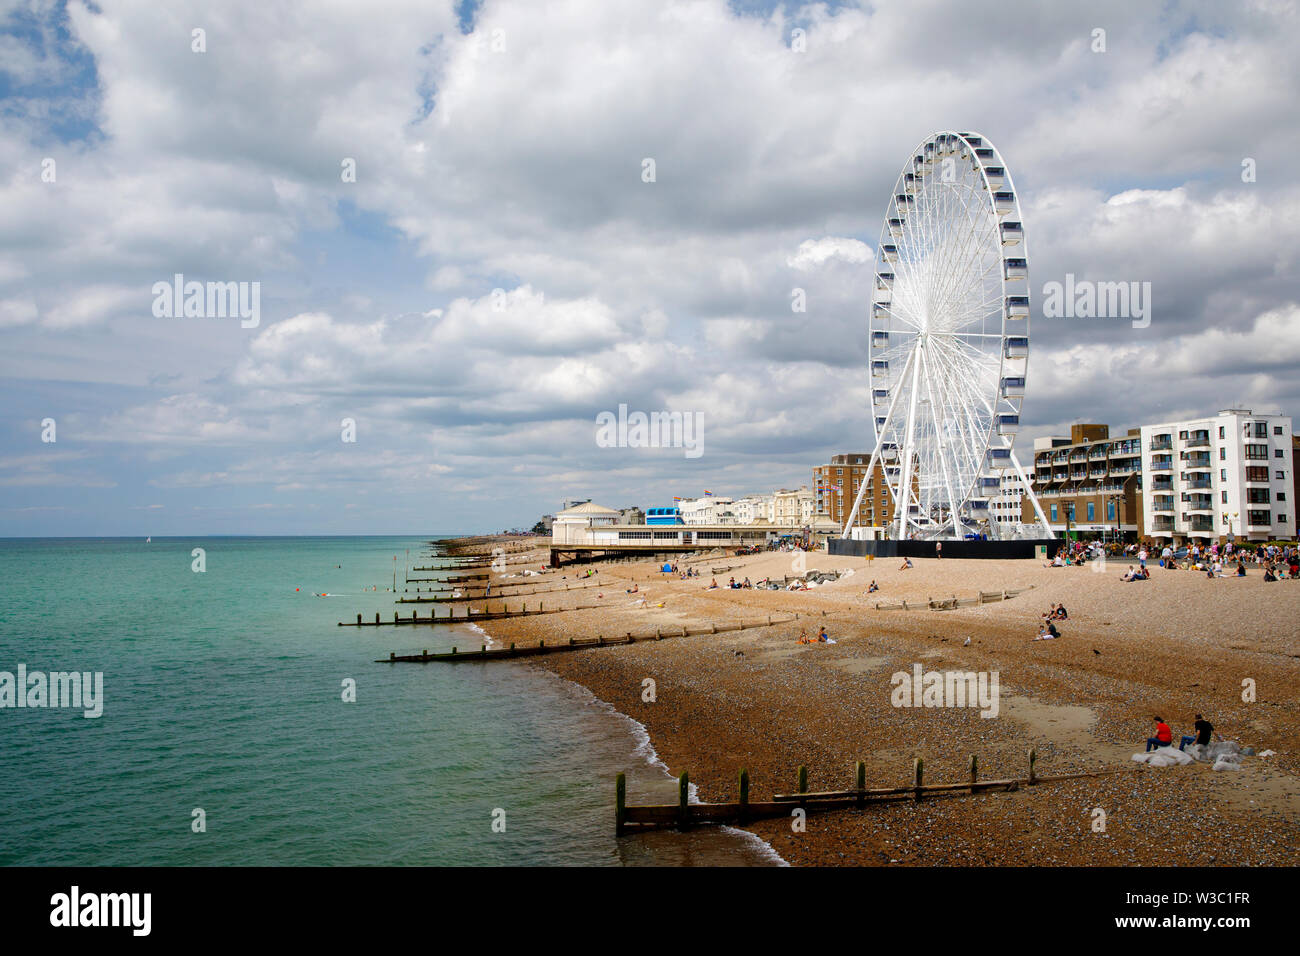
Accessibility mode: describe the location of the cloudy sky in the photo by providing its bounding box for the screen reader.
[2,0,1298,535]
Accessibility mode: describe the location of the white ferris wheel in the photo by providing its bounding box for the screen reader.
[843,131,1053,541]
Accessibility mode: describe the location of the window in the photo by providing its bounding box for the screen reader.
[1244,444,1268,460]
[1280,514,1289,524]
[1220,469,1227,481]
[1278,471,1287,480]
[1179,430,1188,440]
[1219,426,1225,439]
[1247,488,1271,504]
[1247,510,1271,526]
[1278,492,1287,502]
[836,468,842,475]
[1050,504,1057,522]
[1067,504,1075,521]
[1107,501,1116,521]
[1087,502,1095,521]
[1275,426,1284,435]
[1220,448,1227,460]
[1276,449,1284,458]
[1246,466,1268,482]
[1222,491,1228,503]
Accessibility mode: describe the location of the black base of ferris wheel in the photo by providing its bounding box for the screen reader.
[828,538,1057,560]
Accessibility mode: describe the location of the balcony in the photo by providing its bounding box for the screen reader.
[1185,438,1210,448]
[1110,461,1139,475]
[1150,456,1173,471]
[1184,495,1213,511]
[1184,454,1212,467]
[1088,447,1109,460]
[1185,479,1212,490]
[1149,437,1173,451]
[1152,499,1174,512]
[1150,480,1173,492]
[1151,517,1175,531]
[1187,519,1215,533]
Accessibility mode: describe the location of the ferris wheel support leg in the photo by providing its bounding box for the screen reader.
[1010,449,1054,539]
[842,350,914,538]
[894,345,924,540]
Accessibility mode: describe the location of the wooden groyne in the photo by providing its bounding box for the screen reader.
[616,749,1134,833]
[397,581,603,603]
[874,584,1035,612]
[374,614,799,663]
[342,600,605,627]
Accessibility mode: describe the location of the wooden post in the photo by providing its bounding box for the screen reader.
[797,765,808,798]
[375,613,380,625]
[356,613,362,625]
[615,773,627,836]
[678,772,690,830]
[738,768,750,823]
[856,761,866,806]
[913,757,924,802]
[451,646,457,655]
[538,640,545,654]
[510,642,516,654]
[969,754,979,790]
[1027,748,1037,785]
[389,651,395,661]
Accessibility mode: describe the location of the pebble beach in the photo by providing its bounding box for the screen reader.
[441,537,1300,866]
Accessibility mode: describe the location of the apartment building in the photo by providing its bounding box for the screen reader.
[1021,424,1144,540]
[1140,409,1293,544]
[814,453,897,530]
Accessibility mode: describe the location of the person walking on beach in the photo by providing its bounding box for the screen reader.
[935,541,942,559]
[1138,547,1148,570]
[1146,716,1173,752]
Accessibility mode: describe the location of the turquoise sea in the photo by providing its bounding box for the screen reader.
[0,536,779,866]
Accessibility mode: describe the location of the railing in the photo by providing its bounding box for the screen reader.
[1148,439,1172,451]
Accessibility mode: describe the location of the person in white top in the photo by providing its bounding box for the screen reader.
[1138,548,1148,569]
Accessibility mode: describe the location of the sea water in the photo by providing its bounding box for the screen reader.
[0,537,779,866]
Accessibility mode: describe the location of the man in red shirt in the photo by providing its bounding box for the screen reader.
[1146,716,1174,752]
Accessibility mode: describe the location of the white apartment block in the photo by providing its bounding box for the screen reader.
[772,486,813,527]
[990,472,1026,530]
[1140,408,1293,543]
[732,494,774,524]
[680,496,735,525]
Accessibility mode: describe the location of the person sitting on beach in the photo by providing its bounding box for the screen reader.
[1033,621,1059,641]
[1146,716,1173,752]
[1264,566,1278,582]
[899,557,913,570]
[868,580,879,593]
[742,577,752,589]
[817,626,829,643]
[1236,562,1247,577]
[1181,713,1214,751]
[706,578,718,590]
[626,584,639,594]
[797,628,814,645]
[1121,565,1137,581]
[1055,604,1068,620]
